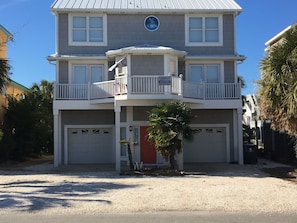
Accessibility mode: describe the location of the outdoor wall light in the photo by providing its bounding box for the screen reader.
[129,125,133,132]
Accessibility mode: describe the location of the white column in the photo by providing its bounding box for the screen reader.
[115,104,121,172]
[53,109,59,167]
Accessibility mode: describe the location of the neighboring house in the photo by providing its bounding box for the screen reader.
[0,25,29,125]
[243,94,261,129]
[242,94,263,148]
[48,0,245,171]
[260,24,297,161]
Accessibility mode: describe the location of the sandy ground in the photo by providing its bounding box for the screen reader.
[0,159,297,215]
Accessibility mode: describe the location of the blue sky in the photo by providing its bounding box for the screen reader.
[0,0,296,95]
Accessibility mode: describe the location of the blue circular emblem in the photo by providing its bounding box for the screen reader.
[144,16,160,31]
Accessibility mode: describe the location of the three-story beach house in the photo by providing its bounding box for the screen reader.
[48,0,245,171]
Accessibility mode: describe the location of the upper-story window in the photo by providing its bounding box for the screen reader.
[188,64,222,83]
[69,14,107,46]
[72,64,104,84]
[185,15,223,46]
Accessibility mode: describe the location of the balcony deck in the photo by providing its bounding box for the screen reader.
[54,75,241,101]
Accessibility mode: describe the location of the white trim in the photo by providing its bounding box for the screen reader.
[64,125,114,165]
[188,124,230,163]
[68,13,107,46]
[185,14,223,47]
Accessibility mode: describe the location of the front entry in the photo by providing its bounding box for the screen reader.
[140,126,156,164]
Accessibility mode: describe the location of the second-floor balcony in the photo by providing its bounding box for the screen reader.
[54,75,241,101]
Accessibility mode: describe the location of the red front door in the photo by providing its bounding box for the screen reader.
[140,126,156,164]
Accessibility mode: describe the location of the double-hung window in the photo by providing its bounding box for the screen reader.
[186,15,222,46]
[69,14,107,46]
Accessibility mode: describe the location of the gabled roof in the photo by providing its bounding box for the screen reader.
[0,25,13,40]
[51,0,242,14]
[265,23,297,50]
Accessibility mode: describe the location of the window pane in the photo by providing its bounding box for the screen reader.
[90,66,103,83]
[189,17,202,29]
[205,17,218,29]
[90,17,102,28]
[74,66,87,84]
[89,30,103,42]
[189,30,202,42]
[73,30,87,42]
[206,66,219,83]
[205,30,219,42]
[73,17,86,28]
[189,66,203,83]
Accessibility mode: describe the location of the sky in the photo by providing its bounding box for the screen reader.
[0,0,297,95]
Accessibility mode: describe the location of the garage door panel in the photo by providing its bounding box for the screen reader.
[68,128,113,164]
[184,127,227,163]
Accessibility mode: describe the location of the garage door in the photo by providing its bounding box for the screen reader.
[68,127,113,164]
[183,127,227,163]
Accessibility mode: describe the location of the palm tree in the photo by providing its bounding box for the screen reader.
[147,101,195,169]
[258,27,297,137]
[0,59,10,94]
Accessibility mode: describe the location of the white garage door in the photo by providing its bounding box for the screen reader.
[68,127,113,164]
[184,127,227,163]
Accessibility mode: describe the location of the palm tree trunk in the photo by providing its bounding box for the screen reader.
[169,152,176,169]
[127,143,134,170]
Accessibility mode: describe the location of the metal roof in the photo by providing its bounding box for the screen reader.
[51,0,242,14]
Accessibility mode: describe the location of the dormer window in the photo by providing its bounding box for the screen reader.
[69,14,107,46]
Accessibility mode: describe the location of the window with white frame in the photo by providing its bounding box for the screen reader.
[188,64,221,83]
[69,14,106,46]
[186,15,222,46]
[72,65,104,84]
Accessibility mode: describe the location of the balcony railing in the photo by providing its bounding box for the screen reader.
[54,75,241,100]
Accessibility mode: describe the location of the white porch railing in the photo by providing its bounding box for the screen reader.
[54,77,241,100]
[90,81,114,99]
[129,75,182,94]
[183,82,241,99]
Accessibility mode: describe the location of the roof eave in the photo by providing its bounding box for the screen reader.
[51,8,242,15]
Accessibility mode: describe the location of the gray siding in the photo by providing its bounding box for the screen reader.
[58,14,235,56]
[131,55,164,75]
[224,61,235,83]
[61,110,115,125]
[133,106,153,121]
[58,61,69,83]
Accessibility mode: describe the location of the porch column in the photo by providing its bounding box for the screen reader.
[53,109,60,167]
[115,104,121,172]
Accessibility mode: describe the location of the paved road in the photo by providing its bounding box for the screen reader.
[1,212,297,223]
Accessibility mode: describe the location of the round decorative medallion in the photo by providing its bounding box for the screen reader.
[144,16,160,31]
